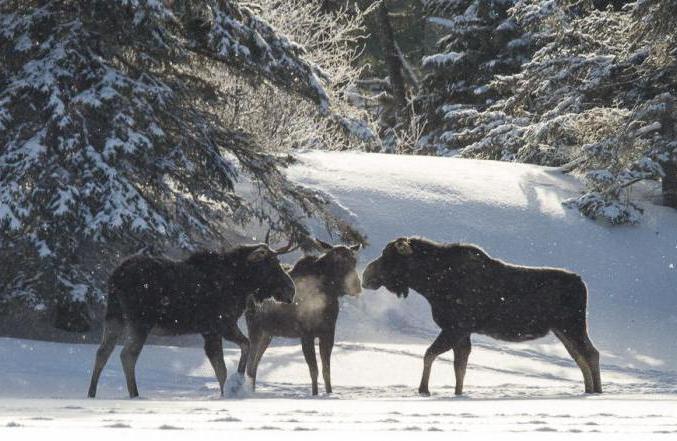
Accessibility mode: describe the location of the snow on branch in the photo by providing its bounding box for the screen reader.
[418,0,677,224]
[206,1,331,113]
[0,0,361,319]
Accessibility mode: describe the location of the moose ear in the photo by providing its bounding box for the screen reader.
[394,238,414,256]
[247,246,270,263]
[314,238,334,252]
[349,243,362,252]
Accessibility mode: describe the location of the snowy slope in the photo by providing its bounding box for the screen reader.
[286,151,677,371]
[2,151,677,436]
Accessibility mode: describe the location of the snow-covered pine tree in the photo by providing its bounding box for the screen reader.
[415,0,535,155]
[0,0,363,335]
[454,0,676,223]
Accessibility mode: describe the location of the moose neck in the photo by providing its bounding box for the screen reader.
[408,276,448,304]
[291,274,340,305]
[406,251,460,302]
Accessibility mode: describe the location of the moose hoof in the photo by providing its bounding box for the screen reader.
[418,389,431,397]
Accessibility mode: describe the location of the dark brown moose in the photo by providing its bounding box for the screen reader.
[245,240,362,395]
[362,237,602,396]
[88,242,297,398]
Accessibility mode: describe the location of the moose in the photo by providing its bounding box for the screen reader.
[362,237,602,396]
[245,240,362,395]
[88,241,297,398]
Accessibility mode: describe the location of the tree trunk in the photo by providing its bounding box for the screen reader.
[376,1,408,125]
[661,97,677,208]
[663,159,677,208]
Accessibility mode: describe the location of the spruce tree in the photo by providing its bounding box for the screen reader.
[455,0,676,223]
[0,0,361,334]
[416,0,532,155]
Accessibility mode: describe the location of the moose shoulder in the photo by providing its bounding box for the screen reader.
[362,237,602,395]
[88,242,296,398]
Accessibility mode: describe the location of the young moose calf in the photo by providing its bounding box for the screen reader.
[245,240,362,395]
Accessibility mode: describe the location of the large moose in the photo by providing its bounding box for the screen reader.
[88,242,297,398]
[362,237,602,395]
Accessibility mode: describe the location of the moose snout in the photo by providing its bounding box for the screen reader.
[361,260,382,290]
[345,271,362,296]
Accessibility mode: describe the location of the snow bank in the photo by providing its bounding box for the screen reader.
[286,151,677,371]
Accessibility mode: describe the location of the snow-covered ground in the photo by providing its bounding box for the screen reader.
[1,338,676,435]
[2,151,677,436]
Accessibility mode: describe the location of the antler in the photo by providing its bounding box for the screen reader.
[263,226,298,255]
[313,238,334,251]
[272,239,299,255]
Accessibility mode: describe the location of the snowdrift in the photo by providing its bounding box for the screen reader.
[286,151,677,371]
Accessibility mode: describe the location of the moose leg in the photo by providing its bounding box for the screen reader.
[88,317,124,398]
[245,332,260,387]
[419,330,454,396]
[452,335,472,396]
[319,331,335,394]
[553,328,595,393]
[582,336,602,393]
[120,324,150,398]
[559,326,602,393]
[246,333,271,391]
[301,336,319,396]
[223,323,249,375]
[203,333,227,396]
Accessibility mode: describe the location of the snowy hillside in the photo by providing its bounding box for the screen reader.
[287,151,677,371]
[1,151,676,436]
